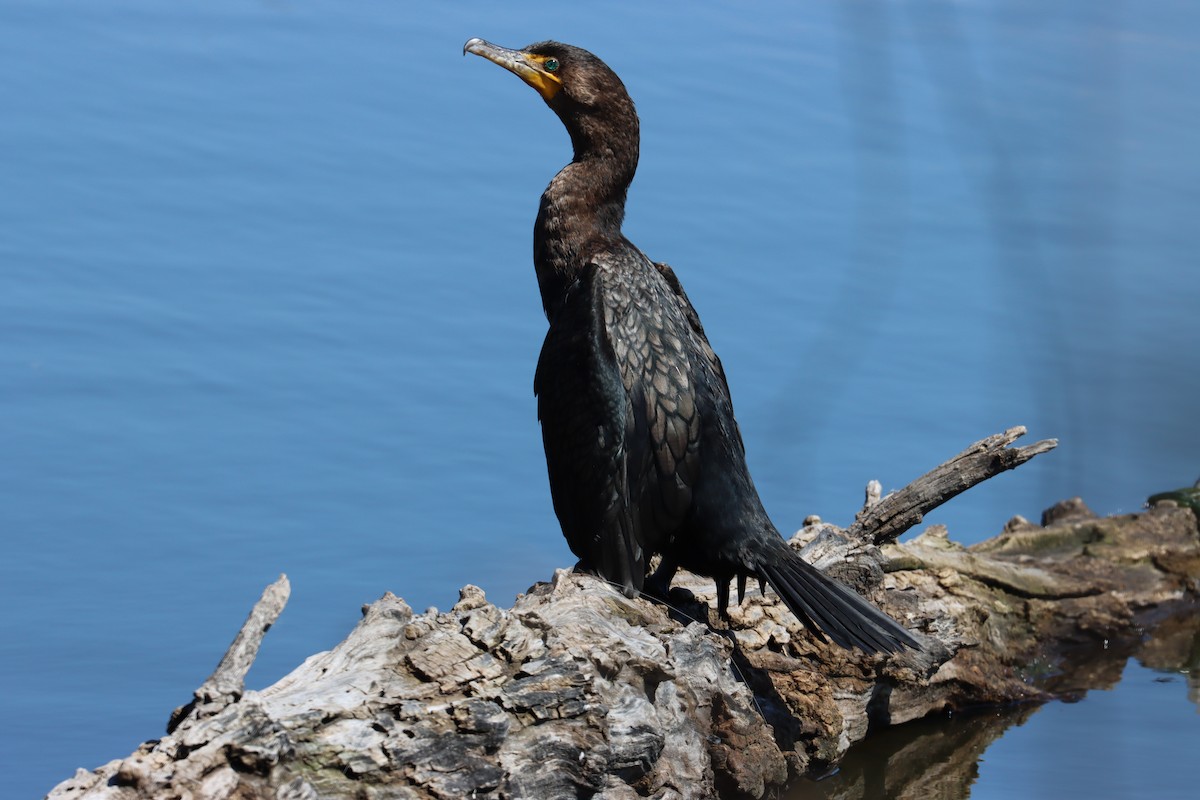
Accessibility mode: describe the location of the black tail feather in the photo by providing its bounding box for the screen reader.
[758,543,918,654]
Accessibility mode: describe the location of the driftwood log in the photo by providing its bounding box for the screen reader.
[48,427,1200,800]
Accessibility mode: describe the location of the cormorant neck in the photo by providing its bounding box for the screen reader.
[534,115,640,320]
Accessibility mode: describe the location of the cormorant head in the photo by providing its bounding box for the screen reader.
[464,38,638,163]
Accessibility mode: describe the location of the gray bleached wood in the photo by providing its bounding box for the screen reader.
[848,426,1057,546]
[46,429,1200,799]
[166,574,291,734]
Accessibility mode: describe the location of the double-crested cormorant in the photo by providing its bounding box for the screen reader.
[465,38,917,653]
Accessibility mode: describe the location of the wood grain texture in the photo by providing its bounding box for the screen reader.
[848,426,1058,546]
[47,433,1200,800]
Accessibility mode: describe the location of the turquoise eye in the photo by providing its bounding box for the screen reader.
[544,58,559,72]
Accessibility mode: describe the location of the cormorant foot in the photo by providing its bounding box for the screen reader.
[642,570,673,601]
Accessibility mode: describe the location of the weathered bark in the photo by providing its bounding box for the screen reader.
[848,426,1058,546]
[166,575,291,735]
[47,430,1200,800]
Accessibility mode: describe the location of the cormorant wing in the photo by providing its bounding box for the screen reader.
[534,263,644,596]
[593,251,714,548]
[652,260,745,458]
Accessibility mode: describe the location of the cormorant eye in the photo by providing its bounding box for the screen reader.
[544,58,559,72]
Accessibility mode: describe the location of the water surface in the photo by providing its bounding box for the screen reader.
[2,1,1197,796]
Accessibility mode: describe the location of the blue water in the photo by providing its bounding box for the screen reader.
[973,661,1200,800]
[2,1,1196,797]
